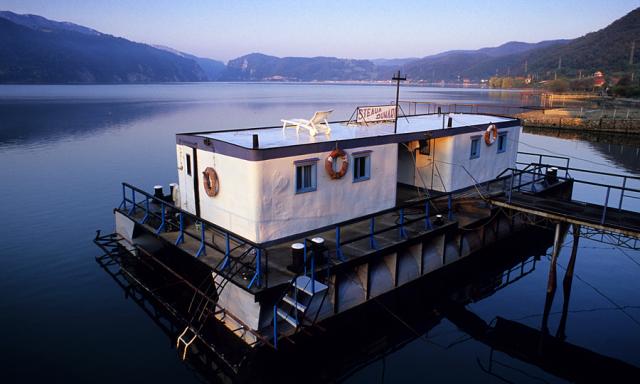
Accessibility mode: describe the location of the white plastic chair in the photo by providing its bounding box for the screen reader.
[281,110,333,136]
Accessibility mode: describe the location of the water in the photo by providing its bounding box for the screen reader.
[1,83,639,383]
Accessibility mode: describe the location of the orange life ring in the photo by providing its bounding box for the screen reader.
[325,148,349,179]
[484,124,498,145]
[202,167,219,197]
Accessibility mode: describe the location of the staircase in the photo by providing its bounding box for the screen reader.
[273,275,328,343]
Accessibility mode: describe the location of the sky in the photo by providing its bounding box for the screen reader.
[2,0,639,62]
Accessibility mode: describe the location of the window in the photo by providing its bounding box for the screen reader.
[353,153,371,182]
[470,137,480,159]
[497,133,507,153]
[295,162,317,193]
[186,153,192,175]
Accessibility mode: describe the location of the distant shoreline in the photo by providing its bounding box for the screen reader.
[0,80,498,88]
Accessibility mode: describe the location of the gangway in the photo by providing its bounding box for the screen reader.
[489,153,640,250]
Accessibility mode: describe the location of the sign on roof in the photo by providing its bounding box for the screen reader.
[356,105,397,124]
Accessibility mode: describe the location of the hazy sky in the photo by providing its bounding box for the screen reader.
[2,0,639,62]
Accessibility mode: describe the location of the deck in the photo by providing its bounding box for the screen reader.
[491,192,640,238]
[120,182,499,295]
[118,153,640,297]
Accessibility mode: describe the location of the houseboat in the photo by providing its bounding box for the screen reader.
[99,102,572,366]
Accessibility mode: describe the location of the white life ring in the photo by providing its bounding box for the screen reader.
[484,124,498,145]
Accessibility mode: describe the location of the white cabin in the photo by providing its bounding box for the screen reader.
[175,112,521,243]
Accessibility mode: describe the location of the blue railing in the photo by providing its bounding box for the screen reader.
[119,182,267,290]
[119,180,471,294]
[504,157,640,227]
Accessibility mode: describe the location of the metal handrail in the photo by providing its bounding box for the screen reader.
[120,183,266,290]
[501,165,640,226]
[511,165,640,193]
[398,100,531,117]
[122,182,260,247]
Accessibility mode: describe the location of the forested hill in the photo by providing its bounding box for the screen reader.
[219,53,379,81]
[1,7,638,83]
[0,12,207,83]
[524,7,640,77]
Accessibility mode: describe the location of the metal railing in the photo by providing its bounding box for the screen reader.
[119,182,267,290]
[398,101,531,117]
[504,154,640,227]
[517,152,570,177]
[123,151,640,294]
[117,182,464,291]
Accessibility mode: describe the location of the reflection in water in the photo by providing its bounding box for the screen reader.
[523,126,640,173]
[0,101,185,147]
[3,84,640,383]
[98,224,639,383]
[0,84,530,149]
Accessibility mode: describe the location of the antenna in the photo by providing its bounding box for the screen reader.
[393,70,406,133]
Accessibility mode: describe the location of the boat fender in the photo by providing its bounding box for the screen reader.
[325,148,349,179]
[202,167,220,197]
[484,124,498,145]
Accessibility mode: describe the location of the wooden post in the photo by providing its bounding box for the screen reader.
[557,225,580,340]
[541,222,563,335]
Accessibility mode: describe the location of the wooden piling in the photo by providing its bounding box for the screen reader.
[541,222,563,336]
[557,224,580,340]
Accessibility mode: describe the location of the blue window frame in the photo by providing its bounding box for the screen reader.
[497,133,507,153]
[470,136,481,159]
[353,153,371,182]
[295,162,317,193]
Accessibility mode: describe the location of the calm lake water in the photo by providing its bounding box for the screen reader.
[1,83,639,383]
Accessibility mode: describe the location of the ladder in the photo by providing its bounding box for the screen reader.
[273,275,328,346]
[176,326,199,360]
[176,275,218,360]
[176,247,254,359]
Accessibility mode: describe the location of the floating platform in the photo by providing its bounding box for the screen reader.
[97,104,640,372]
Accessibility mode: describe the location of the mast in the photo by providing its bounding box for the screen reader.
[393,70,406,133]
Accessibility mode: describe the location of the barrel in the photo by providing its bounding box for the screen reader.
[546,167,558,184]
[153,185,164,199]
[311,237,327,264]
[290,243,305,273]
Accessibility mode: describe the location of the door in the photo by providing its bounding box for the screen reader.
[179,146,200,216]
[397,143,416,186]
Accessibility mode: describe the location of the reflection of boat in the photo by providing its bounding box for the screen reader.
[97,225,640,382]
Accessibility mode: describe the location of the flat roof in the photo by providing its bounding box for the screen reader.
[176,113,520,161]
[194,113,515,149]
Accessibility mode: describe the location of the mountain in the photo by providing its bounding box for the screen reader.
[0,10,100,35]
[0,12,207,83]
[219,53,378,81]
[1,7,638,84]
[524,7,640,76]
[371,58,419,67]
[401,40,571,81]
[401,7,640,81]
[154,45,225,81]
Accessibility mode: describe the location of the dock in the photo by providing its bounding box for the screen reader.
[489,153,640,250]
